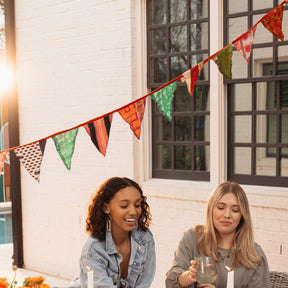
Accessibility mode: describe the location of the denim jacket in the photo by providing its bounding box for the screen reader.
[79,228,156,288]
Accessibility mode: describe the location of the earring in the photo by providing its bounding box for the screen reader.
[106,215,111,232]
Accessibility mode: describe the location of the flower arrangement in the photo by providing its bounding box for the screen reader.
[0,267,50,288]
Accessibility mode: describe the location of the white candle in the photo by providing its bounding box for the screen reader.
[226,270,234,288]
[87,267,93,288]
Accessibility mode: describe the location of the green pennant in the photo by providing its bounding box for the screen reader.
[213,44,233,80]
[52,128,78,170]
[150,81,177,121]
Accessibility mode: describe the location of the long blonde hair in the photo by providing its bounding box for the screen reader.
[196,181,262,269]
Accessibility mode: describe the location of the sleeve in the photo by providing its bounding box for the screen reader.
[80,254,118,288]
[165,229,197,288]
[247,245,271,288]
[135,237,156,288]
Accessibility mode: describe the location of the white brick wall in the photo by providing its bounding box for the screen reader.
[13,1,288,288]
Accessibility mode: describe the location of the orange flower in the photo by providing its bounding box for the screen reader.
[0,278,9,288]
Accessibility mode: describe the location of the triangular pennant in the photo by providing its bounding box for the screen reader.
[84,114,113,156]
[212,44,233,79]
[118,99,146,139]
[261,4,284,41]
[13,140,47,182]
[233,26,257,63]
[0,151,7,174]
[150,81,177,121]
[52,128,78,170]
[181,62,203,96]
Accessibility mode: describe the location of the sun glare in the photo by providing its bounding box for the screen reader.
[0,62,13,94]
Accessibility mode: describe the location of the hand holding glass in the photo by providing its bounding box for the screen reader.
[195,256,217,284]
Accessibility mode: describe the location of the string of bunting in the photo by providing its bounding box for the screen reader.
[0,1,287,182]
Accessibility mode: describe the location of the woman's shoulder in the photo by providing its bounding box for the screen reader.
[254,242,267,257]
[81,235,105,255]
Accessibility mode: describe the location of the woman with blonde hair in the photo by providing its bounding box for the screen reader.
[166,181,270,288]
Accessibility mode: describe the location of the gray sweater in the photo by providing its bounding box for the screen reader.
[166,228,271,288]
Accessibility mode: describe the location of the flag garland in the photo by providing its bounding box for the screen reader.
[0,1,287,182]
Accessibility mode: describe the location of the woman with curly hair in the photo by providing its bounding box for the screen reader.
[166,181,270,288]
[79,177,156,288]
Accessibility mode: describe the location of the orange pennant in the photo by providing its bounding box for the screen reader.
[118,99,146,139]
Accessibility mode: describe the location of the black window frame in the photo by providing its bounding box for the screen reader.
[225,0,288,187]
[147,0,210,181]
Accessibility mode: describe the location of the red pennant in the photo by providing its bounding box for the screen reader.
[84,114,113,156]
[181,62,203,96]
[261,4,284,41]
[233,26,257,63]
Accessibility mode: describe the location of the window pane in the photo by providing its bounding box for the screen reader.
[171,56,188,78]
[228,16,247,43]
[228,0,247,13]
[191,0,208,19]
[281,149,288,176]
[175,86,192,111]
[155,116,171,141]
[171,25,187,53]
[257,81,276,111]
[170,0,187,23]
[256,147,276,176]
[281,114,288,144]
[256,115,276,144]
[194,115,210,141]
[194,86,210,111]
[156,145,171,169]
[253,47,273,77]
[149,58,167,83]
[191,22,208,50]
[234,147,251,174]
[148,0,166,25]
[175,146,192,170]
[253,0,273,10]
[233,83,252,111]
[175,116,192,141]
[194,145,209,171]
[231,51,248,79]
[233,115,251,143]
[150,28,167,54]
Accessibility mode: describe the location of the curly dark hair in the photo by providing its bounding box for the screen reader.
[86,177,152,240]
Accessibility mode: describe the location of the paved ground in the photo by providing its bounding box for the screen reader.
[0,243,72,288]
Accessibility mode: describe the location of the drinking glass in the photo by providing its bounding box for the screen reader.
[195,256,217,284]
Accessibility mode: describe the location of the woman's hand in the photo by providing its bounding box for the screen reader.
[178,260,197,287]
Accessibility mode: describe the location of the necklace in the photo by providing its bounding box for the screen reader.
[215,247,234,268]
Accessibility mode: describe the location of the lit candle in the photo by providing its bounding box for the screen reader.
[226,270,234,288]
[87,266,93,288]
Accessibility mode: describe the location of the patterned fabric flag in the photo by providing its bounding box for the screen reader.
[84,114,113,156]
[52,128,78,170]
[118,99,146,139]
[181,62,204,96]
[13,140,47,182]
[0,151,7,174]
[233,26,257,63]
[150,81,177,121]
[212,44,233,79]
[261,4,284,41]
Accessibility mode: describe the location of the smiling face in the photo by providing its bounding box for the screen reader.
[212,192,242,238]
[104,186,142,235]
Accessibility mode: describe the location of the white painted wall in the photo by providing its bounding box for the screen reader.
[13,1,288,288]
